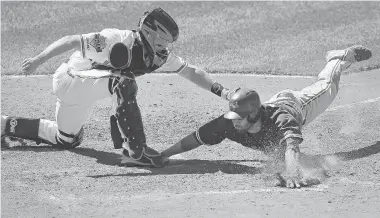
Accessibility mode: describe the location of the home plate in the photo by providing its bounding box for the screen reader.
[165,154,187,165]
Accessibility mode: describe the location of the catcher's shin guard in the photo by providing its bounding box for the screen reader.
[112,74,147,160]
[110,115,123,149]
[2,116,83,149]
[2,116,40,141]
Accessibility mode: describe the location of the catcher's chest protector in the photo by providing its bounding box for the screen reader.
[92,30,165,77]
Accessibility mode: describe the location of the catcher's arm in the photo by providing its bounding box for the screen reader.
[156,53,233,100]
[178,64,232,100]
[22,35,81,75]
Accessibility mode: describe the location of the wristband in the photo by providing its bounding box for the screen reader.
[211,82,224,97]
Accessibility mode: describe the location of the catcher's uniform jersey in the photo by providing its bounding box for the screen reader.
[51,28,190,144]
[195,103,303,152]
[66,28,187,75]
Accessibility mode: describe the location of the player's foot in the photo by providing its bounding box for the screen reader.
[1,115,7,137]
[1,136,9,149]
[143,146,165,167]
[120,149,154,167]
[1,115,7,148]
[325,45,372,63]
[120,147,165,168]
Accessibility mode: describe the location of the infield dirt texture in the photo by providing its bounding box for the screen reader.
[1,2,380,218]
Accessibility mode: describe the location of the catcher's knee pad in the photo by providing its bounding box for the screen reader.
[55,127,84,149]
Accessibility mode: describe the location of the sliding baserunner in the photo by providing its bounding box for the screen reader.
[161,45,372,188]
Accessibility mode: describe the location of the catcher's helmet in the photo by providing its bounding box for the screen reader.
[138,7,178,43]
[224,88,261,120]
[137,7,179,66]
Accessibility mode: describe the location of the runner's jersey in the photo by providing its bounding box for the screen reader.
[196,103,303,152]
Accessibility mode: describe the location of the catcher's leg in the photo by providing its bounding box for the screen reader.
[296,45,372,126]
[50,63,116,148]
[1,115,84,149]
[1,63,88,149]
[111,74,164,167]
[1,77,95,149]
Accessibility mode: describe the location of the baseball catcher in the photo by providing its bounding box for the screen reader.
[161,45,372,187]
[1,7,233,167]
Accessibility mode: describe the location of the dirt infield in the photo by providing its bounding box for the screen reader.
[1,71,380,217]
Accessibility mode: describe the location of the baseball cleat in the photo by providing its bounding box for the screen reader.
[120,149,154,167]
[325,45,372,63]
[1,115,7,137]
[1,115,8,149]
[143,146,165,167]
[120,147,165,167]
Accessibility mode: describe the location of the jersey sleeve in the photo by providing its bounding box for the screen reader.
[270,110,303,145]
[195,115,229,145]
[80,28,122,65]
[155,52,188,74]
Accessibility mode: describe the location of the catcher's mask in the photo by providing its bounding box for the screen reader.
[137,7,179,66]
[224,88,262,124]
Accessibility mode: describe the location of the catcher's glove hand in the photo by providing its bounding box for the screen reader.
[22,57,41,75]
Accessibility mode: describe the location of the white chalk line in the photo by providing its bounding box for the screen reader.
[130,186,329,201]
[2,75,52,78]
[338,177,380,187]
[2,74,314,79]
[130,176,380,201]
[327,97,380,111]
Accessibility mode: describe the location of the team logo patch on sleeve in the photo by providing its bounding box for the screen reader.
[87,33,107,52]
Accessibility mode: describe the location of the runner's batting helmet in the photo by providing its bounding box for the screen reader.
[224,88,261,123]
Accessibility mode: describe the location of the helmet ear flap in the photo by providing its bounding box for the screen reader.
[247,110,261,124]
[109,42,132,69]
[247,114,256,123]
